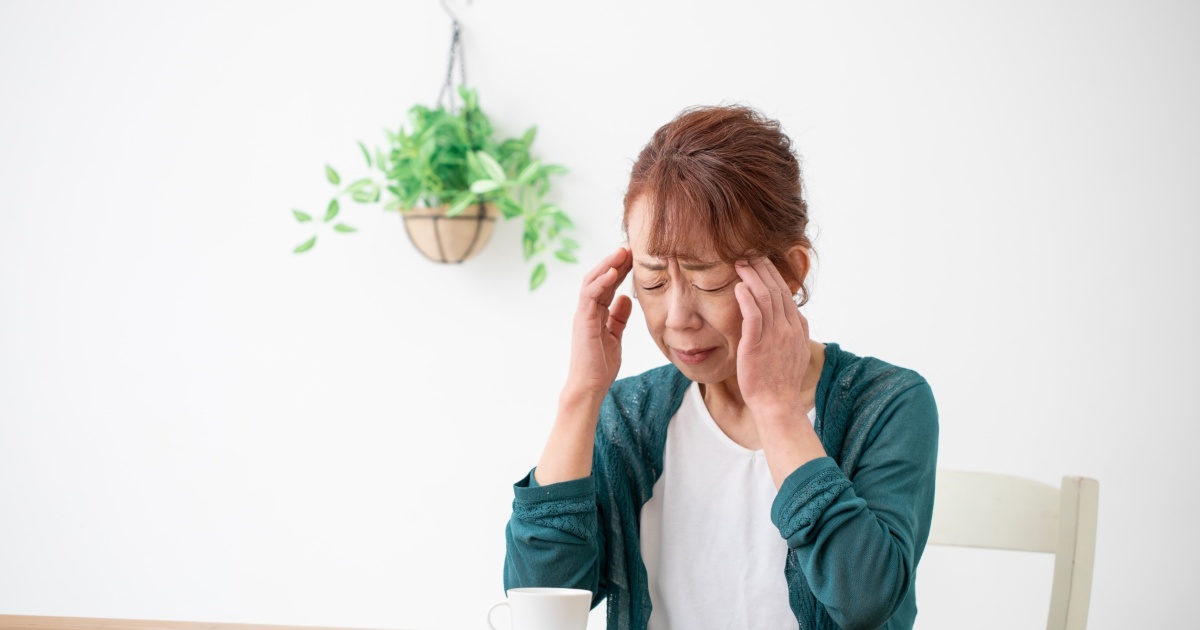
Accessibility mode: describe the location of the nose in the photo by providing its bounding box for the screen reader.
[663,284,702,331]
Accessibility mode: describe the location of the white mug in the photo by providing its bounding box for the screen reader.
[487,587,592,630]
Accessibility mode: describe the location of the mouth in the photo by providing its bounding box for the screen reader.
[671,346,716,366]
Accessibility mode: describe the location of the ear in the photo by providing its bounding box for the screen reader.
[783,245,811,295]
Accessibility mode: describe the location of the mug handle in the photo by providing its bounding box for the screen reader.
[486,601,510,630]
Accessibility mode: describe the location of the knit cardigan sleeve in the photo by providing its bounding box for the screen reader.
[770,367,939,630]
[502,469,608,608]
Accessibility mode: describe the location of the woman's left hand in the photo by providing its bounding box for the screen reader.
[735,257,825,487]
[733,257,812,419]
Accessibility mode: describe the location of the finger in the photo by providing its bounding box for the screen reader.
[748,256,798,328]
[795,307,810,342]
[736,259,775,332]
[759,255,792,294]
[596,248,633,307]
[581,266,620,307]
[607,294,633,340]
[579,249,630,312]
[734,281,763,345]
[581,247,629,289]
[757,256,803,326]
[749,256,792,324]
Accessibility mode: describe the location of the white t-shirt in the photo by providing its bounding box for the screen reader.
[639,382,816,630]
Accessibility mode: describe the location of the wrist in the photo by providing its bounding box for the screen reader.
[559,383,607,410]
[558,387,605,424]
[538,391,603,485]
[754,405,818,442]
[750,399,807,426]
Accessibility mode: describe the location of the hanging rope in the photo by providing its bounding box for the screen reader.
[436,0,467,113]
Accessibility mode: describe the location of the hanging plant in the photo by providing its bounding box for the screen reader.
[291,86,577,290]
[291,3,577,290]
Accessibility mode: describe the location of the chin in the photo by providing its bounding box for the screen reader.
[668,358,734,385]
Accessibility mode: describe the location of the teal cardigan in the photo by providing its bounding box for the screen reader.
[504,343,939,630]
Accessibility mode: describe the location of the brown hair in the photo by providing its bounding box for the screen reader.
[623,105,814,304]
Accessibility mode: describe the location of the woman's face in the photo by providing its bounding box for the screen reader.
[626,197,746,385]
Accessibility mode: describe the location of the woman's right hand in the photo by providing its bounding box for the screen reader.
[563,246,634,403]
[536,247,634,485]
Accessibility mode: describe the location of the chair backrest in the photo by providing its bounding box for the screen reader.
[929,471,1100,630]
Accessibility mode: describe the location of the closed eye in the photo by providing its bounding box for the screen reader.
[694,280,734,293]
[641,282,666,291]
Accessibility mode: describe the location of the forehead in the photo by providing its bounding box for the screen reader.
[626,197,721,264]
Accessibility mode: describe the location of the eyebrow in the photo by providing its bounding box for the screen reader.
[636,259,722,272]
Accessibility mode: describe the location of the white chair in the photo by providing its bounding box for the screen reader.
[929,471,1100,630]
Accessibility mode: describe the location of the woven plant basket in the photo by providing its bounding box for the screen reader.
[401,202,499,263]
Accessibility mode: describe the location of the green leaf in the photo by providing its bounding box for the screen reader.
[325,198,340,222]
[469,179,501,195]
[532,240,547,256]
[346,178,380,203]
[543,164,569,176]
[292,209,313,223]
[516,160,542,185]
[498,197,523,219]
[498,138,524,156]
[552,209,574,229]
[352,187,380,203]
[522,229,535,260]
[529,263,547,291]
[447,193,475,217]
[554,249,578,263]
[458,85,478,110]
[475,151,507,183]
[559,237,580,251]
[357,141,372,168]
[334,223,357,233]
[325,165,341,185]
[465,149,484,178]
[293,236,317,253]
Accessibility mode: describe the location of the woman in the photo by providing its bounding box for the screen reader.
[503,105,938,630]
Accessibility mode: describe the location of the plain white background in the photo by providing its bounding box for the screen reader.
[1,1,1197,628]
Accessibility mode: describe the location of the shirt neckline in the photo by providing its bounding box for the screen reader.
[686,383,817,457]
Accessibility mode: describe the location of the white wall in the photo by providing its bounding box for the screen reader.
[1,1,1197,628]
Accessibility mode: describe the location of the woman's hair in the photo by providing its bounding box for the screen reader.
[623,105,814,304]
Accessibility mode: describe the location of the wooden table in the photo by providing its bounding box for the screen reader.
[0,617,400,630]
